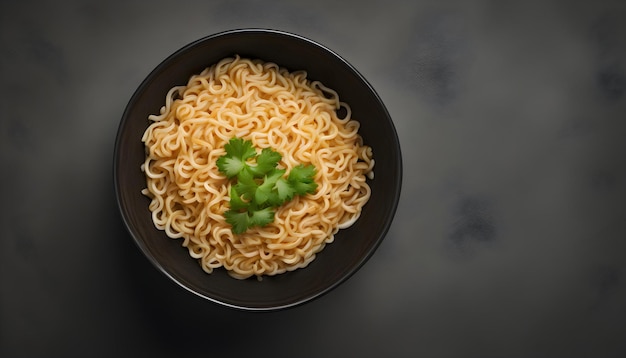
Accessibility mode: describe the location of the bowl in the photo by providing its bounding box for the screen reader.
[114,28,402,311]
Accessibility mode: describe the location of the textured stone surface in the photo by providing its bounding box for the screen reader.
[2,1,626,357]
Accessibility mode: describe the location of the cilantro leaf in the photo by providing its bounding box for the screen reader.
[255,169,285,205]
[248,207,275,228]
[216,156,245,178]
[225,137,257,161]
[223,210,251,234]
[216,138,320,234]
[290,180,318,195]
[228,186,249,211]
[274,177,295,204]
[234,167,258,201]
[288,164,318,195]
[216,138,257,178]
[249,147,281,177]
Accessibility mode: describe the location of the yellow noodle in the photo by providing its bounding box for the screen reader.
[141,56,374,279]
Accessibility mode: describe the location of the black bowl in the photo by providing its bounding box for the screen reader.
[114,28,402,311]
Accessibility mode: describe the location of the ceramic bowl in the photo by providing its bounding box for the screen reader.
[114,28,402,310]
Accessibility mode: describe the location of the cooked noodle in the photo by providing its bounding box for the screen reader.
[141,56,374,279]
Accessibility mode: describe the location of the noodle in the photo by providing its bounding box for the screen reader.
[141,56,374,279]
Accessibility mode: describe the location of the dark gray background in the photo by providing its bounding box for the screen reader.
[2,0,626,357]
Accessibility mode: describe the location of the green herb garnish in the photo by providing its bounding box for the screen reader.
[217,137,318,234]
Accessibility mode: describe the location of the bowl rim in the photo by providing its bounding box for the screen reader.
[113,28,403,311]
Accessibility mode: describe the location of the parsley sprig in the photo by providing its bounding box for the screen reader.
[216,137,318,234]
